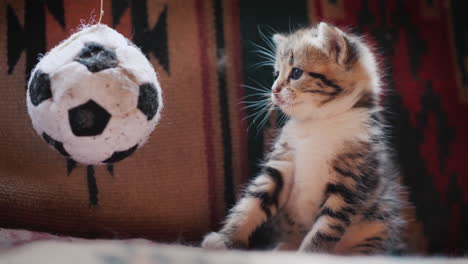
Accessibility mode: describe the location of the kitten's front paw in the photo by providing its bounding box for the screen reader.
[201,232,228,250]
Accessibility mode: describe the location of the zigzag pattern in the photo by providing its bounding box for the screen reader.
[355,1,461,253]
[7,0,65,78]
[112,0,170,73]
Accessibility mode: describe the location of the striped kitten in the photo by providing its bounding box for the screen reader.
[202,22,407,254]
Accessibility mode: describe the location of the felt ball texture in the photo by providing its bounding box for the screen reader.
[26,24,163,165]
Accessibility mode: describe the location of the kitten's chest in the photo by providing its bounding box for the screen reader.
[286,133,334,224]
[282,116,364,225]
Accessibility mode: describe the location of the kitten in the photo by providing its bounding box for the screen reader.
[202,22,407,254]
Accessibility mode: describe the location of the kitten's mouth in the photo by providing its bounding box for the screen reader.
[272,93,303,112]
[273,93,286,105]
[272,93,299,106]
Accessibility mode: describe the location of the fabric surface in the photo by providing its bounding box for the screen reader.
[0,228,75,250]
[1,0,467,255]
[1,229,468,264]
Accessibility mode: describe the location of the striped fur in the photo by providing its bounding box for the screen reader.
[202,22,407,255]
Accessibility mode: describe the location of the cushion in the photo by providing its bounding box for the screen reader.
[1,229,466,264]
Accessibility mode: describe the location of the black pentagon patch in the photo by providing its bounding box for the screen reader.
[68,100,111,137]
[42,132,70,157]
[137,83,159,120]
[103,144,138,164]
[75,42,118,73]
[29,70,52,106]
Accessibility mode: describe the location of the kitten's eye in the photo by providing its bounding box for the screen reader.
[273,71,279,79]
[291,68,303,80]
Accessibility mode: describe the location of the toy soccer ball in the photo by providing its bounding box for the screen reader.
[27,24,163,165]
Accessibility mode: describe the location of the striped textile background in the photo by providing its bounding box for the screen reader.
[0,0,467,254]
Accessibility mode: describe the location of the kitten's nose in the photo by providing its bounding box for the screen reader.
[273,86,282,94]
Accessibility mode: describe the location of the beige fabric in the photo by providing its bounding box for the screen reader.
[2,240,466,264]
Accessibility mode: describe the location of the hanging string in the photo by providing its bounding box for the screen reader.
[97,0,104,24]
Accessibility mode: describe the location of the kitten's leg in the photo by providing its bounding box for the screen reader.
[336,198,405,255]
[202,143,294,249]
[299,146,378,253]
[335,219,389,255]
[348,234,388,255]
[298,187,359,252]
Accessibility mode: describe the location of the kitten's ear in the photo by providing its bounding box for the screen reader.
[318,22,357,66]
[273,34,286,46]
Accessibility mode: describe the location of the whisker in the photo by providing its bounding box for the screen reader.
[254,105,275,136]
[242,87,268,94]
[257,25,277,51]
[241,97,270,104]
[276,111,284,127]
[243,103,270,122]
[242,84,270,92]
[256,54,275,63]
[250,61,275,69]
[240,91,271,97]
[252,60,274,65]
[252,103,271,123]
[250,41,275,56]
[247,112,268,132]
[239,96,270,103]
[262,24,280,35]
[247,77,272,91]
[249,113,269,132]
[242,83,270,90]
[241,101,268,109]
[241,97,271,105]
[258,105,274,132]
[243,103,269,110]
[253,50,275,59]
[246,101,272,131]
[250,44,276,62]
[278,110,289,127]
[251,47,274,58]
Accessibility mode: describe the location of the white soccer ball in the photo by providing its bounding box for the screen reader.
[26,24,163,165]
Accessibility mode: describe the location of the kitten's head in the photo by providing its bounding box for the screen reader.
[271,22,380,120]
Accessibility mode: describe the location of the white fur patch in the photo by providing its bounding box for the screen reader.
[201,232,228,250]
